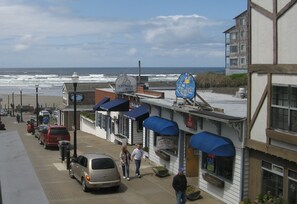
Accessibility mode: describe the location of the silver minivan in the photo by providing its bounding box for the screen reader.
[69,153,121,192]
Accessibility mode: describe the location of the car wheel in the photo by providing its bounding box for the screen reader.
[68,167,74,179]
[81,178,89,192]
[111,185,120,191]
[43,142,47,149]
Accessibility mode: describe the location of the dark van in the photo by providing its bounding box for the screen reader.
[39,125,70,149]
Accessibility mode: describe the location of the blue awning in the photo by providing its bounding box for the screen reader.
[123,105,149,121]
[190,131,235,157]
[93,97,110,111]
[143,116,179,136]
[100,98,129,111]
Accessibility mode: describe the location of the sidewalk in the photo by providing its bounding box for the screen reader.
[73,129,224,204]
[1,113,223,204]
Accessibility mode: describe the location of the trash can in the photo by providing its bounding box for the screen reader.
[58,140,70,162]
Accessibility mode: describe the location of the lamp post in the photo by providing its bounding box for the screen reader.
[72,72,79,158]
[35,84,39,126]
[12,92,14,117]
[7,94,9,115]
[20,89,23,122]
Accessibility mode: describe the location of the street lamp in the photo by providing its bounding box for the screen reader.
[35,84,39,126]
[72,72,79,158]
[20,89,23,122]
[12,92,15,117]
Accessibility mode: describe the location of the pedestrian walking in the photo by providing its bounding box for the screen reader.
[131,144,145,178]
[16,114,20,123]
[172,167,187,204]
[119,145,131,181]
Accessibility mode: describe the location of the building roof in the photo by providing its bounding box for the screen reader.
[63,82,109,92]
[233,10,247,20]
[141,90,247,123]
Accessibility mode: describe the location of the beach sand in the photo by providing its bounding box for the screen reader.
[1,94,62,110]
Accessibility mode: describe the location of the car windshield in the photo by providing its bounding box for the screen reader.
[92,158,115,170]
[50,128,69,135]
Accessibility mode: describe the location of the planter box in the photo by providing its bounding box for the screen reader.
[202,173,224,188]
[152,166,169,177]
[186,185,201,201]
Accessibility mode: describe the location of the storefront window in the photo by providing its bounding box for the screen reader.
[98,113,102,128]
[288,170,297,204]
[202,152,234,181]
[137,120,143,132]
[261,161,283,198]
[154,133,178,156]
[118,115,129,138]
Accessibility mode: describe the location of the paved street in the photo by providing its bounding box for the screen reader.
[1,113,223,204]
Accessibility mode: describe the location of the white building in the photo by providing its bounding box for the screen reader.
[141,90,247,204]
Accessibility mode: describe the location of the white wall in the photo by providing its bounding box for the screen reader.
[251,8,273,64]
[80,116,97,136]
[278,3,297,63]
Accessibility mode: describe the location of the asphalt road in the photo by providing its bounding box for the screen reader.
[2,113,223,204]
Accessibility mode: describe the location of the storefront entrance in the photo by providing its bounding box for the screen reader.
[185,133,199,177]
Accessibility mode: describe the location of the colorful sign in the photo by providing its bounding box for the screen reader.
[175,73,196,99]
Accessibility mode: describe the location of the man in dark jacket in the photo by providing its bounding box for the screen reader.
[172,167,187,204]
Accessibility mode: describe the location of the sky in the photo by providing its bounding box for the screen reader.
[0,0,247,68]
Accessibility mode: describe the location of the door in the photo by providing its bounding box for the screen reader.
[185,133,199,177]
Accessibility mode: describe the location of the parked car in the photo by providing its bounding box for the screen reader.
[0,109,8,116]
[39,125,70,149]
[69,153,121,192]
[35,124,48,139]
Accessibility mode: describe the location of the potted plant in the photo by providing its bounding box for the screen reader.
[186,185,201,201]
[152,165,169,177]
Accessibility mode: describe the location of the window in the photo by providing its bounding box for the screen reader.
[102,115,107,130]
[240,44,246,52]
[240,18,246,26]
[230,58,238,66]
[137,120,143,132]
[98,113,102,128]
[118,115,129,137]
[49,127,69,135]
[240,57,246,65]
[92,158,115,169]
[144,128,150,149]
[288,170,297,204]
[153,132,178,156]
[202,153,234,181]
[230,45,238,53]
[261,161,283,197]
[231,32,237,40]
[271,86,297,132]
[240,31,246,39]
[78,156,88,168]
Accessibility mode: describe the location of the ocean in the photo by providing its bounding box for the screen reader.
[0,67,224,97]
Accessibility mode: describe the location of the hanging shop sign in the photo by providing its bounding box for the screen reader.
[69,93,84,103]
[115,75,137,94]
[175,73,196,100]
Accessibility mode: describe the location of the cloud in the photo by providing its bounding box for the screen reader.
[15,44,29,51]
[0,1,229,67]
[143,14,222,45]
